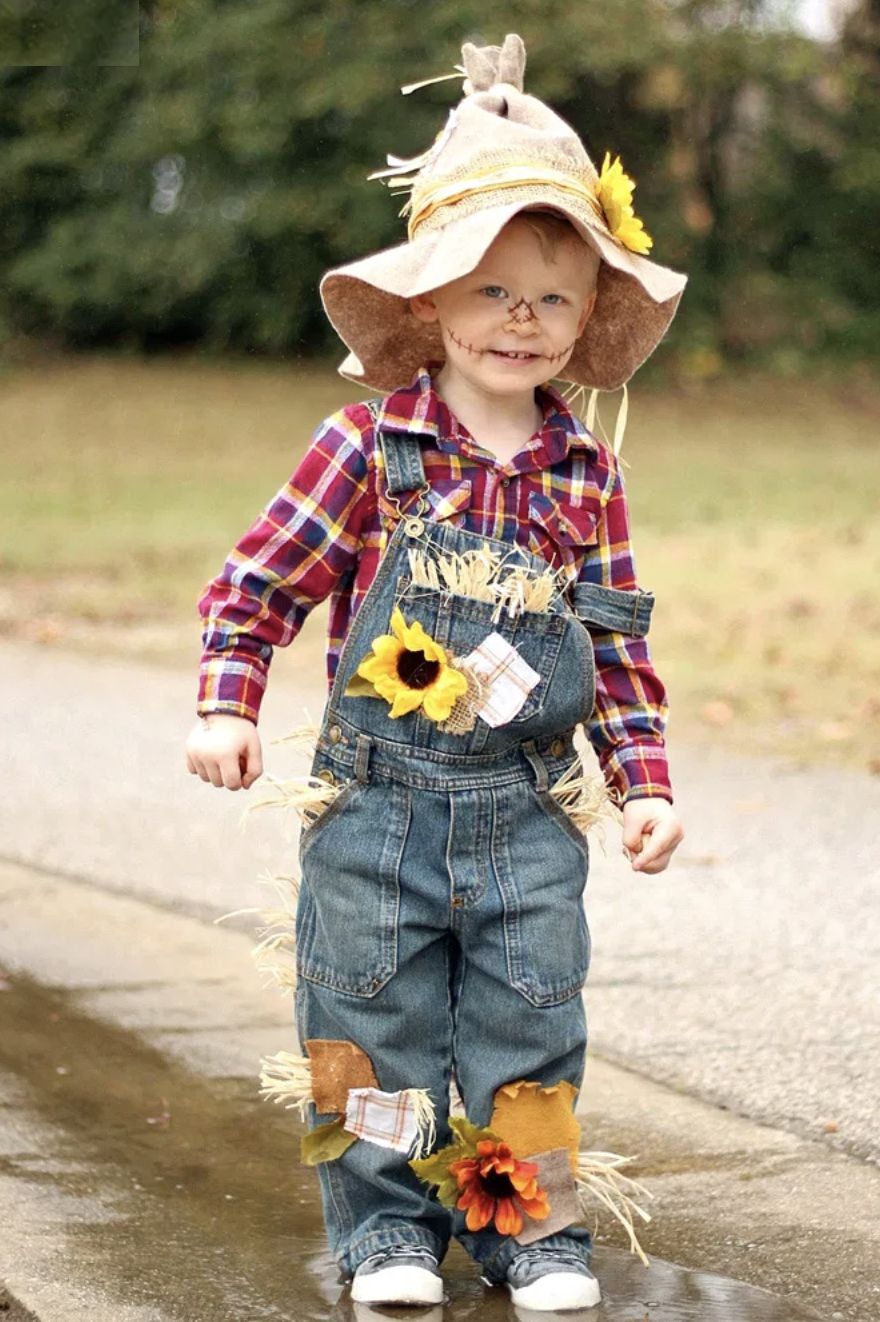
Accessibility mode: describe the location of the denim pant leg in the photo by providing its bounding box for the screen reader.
[293,776,456,1279]
[448,776,593,1284]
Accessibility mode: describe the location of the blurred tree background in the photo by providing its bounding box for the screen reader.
[0,0,877,377]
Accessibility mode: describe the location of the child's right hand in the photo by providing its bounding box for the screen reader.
[185,713,263,791]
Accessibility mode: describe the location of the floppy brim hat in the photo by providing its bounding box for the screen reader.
[320,34,688,394]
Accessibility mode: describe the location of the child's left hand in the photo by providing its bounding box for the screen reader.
[621,798,684,874]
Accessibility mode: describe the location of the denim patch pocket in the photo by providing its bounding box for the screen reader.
[495,780,591,1007]
[296,776,408,998]
[392,573,567,736]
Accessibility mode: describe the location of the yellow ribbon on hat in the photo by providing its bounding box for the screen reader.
[406,164,607,239]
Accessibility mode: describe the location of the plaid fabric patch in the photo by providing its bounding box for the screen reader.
[462,632,541,727]
[343,1087,419,1153]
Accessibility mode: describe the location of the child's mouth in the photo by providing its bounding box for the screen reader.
[489,350,541,361]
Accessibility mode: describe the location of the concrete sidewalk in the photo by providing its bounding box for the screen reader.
[0,857,876,1319]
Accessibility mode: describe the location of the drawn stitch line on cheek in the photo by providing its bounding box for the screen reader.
[448,328,485,356]
[544,340,577,364]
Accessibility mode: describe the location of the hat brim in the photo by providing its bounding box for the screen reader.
[320,199,687,393]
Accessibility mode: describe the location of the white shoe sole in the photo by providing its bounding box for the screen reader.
[507,1269,601,1311]
[350,1263,444,1305]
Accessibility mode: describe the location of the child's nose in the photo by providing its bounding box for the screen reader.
[502,297,541,334]
[503,312,540,335]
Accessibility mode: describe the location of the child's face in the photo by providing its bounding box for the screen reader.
[410,216,598,399]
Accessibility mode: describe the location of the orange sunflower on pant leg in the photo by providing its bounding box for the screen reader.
[409,1118,551,1238]
[451,1138,551,1236]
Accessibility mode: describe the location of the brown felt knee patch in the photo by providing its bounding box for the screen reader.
[304,1038,379,1114]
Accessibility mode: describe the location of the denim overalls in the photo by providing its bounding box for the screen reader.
[293,417,654,1285]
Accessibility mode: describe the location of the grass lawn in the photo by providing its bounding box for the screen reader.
[2,351,879,775]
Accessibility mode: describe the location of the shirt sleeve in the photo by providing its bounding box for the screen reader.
[578,453,673,805]
[196,407,373,724]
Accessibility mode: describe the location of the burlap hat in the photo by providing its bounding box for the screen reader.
[320,33,688,394]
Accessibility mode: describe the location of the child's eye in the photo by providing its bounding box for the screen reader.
[480,285,507,299]
[542,293,565,305]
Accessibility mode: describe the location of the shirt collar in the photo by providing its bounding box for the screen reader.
[375,364,599,468]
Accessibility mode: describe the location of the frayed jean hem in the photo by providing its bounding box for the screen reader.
[477,1232,593,1287]
[338,1226,447,1281]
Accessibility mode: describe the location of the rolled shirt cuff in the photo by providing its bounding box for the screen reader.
[601,741,673,805]
[196,655,267,725]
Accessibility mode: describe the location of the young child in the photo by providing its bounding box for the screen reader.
[186,34,686,1312]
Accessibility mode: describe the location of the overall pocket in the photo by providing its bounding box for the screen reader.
[392,573,567,752]
[296,776,408,998]
[494,780,591,1007]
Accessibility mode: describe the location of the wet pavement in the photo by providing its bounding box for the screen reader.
[0,974,823,1321]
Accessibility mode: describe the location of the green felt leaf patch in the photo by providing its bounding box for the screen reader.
[300,1117,357,1166]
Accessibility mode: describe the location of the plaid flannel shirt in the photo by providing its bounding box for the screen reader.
[197,364,673,803]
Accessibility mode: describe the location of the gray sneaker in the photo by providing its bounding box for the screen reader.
[351,1245,444,1305]
[504,1249,600,1311]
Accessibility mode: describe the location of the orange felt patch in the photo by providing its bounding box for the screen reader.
[304,1038,379,1114]
[490,1079,581,1176]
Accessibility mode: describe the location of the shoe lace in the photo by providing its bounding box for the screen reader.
[509,1247,592,1283]
[363,1245,438,1270]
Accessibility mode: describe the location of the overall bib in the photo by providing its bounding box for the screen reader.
[293,420,652,1285]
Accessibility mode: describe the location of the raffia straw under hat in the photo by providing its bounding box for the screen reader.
[320,33,688,396]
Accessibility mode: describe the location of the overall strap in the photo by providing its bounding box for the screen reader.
[569,580,655,637]
[366,398,428,495]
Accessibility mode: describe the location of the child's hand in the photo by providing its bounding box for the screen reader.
[185,714,263,791]
[621,798,684,874]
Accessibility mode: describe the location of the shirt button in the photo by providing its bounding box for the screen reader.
[328,724,342,744]
[451,896,465,908]
[500,476,510,487]
[550,737,565,757]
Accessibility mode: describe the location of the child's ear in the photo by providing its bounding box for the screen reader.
[409,292,440,323]
[576,287,598,336]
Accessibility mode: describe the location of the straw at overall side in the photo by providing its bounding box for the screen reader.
[259,1050,315,1119]
[239,720,342,833]
[213,868,302,994]
[545,753,623,847]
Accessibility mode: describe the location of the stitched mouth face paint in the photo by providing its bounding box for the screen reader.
[447,328,577,366]
[448,328,539,363]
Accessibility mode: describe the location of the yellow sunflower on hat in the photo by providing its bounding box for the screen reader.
[345,605,469,721]
[596,151,653,255]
